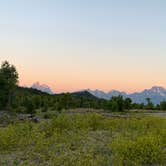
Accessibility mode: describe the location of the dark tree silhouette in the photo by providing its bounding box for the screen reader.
[0,61,18,110]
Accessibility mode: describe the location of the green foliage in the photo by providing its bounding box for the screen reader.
[0,113,165,165]
[160,101,166,110]
[24,98,36,114]
[0,61,18,110]
[11,88,136,113]
[111,135,165,165]
[145,98,154,110]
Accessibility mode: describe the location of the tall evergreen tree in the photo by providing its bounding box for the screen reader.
[0,61,18,110]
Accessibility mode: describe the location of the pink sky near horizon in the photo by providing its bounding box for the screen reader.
[1,45,166,94]
[18,65,166,94]
[1,52,166,94]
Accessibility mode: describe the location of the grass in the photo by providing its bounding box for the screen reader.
[0,111,165,165]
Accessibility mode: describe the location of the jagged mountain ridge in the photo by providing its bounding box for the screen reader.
[30,83,166,104]
[88,86,166,104]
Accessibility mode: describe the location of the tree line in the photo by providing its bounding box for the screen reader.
[0,61,166,114]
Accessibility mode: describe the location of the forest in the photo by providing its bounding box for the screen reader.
[0,61,166,114]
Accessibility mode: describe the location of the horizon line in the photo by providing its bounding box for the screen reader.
[19,82,166,95]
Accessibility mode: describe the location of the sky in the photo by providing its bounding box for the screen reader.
[0,0,166,93]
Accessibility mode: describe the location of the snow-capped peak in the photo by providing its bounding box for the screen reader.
[149,86,166,97]
[88,86,166,104]
[31,82,54,94]
[151,86,165,92]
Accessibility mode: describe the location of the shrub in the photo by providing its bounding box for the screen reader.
[110,134,165,165]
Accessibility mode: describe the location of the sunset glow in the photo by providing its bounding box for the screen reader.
[0,0,166,93]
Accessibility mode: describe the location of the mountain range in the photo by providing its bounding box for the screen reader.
[87,86,166,105]
[30,83,166,105]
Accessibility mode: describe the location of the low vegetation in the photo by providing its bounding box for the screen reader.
[0,113,165,165]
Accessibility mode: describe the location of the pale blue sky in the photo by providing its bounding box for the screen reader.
[0,0,166,92]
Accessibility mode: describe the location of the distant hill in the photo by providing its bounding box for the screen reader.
[18,86,96,100]
[55,90,98,100]
[71,91,98,100]
[17,86,52,96]
[88,86,166,104]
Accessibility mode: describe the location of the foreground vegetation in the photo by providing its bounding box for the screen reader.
[0,112,165,165]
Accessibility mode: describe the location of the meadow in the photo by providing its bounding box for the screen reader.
[0,110,165,166]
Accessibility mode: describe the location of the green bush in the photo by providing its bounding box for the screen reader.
[110,134,165,165]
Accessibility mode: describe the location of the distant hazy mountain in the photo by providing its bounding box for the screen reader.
[88,86,166,104]
[87,89,109,100]
[30,83,166,104]
[31,82,54,94]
